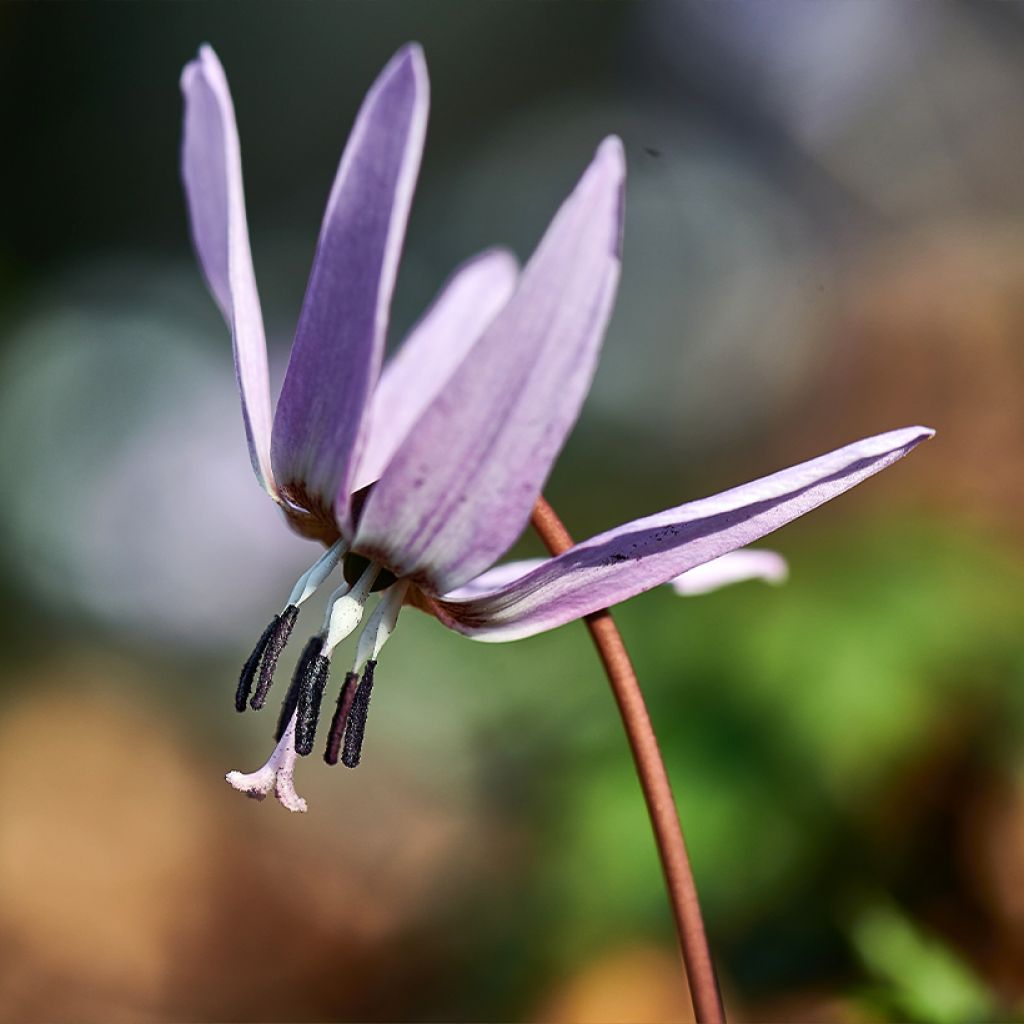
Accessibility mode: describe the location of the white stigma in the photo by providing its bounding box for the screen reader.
[321,561,380,658]
[286,539,347,608]
[352,579,409,672]
[226,711,307,813]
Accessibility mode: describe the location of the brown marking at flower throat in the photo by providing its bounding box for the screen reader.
[278,482,342,544]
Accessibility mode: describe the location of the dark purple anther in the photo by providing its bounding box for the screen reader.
[236,615,280,712]
[295,654,330,756]
[250,604,299,710]
[324,672,359,765]
[274,635,321,742]
[341,660,376,768]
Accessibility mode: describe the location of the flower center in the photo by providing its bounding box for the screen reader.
[342,552,398,591]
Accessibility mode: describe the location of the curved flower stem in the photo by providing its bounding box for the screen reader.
[531,496,725,1024]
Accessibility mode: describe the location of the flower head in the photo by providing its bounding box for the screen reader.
[181,43,933,810]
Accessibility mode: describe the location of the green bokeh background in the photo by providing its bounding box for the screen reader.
[2,3,1023,1021]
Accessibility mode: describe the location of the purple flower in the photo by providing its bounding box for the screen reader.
[181,44,933,811]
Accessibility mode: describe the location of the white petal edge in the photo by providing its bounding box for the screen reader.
[181,45,276,493]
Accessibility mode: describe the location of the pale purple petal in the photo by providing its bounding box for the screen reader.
[668,548,787,595]
[271,45,428,532]
[352,248,518,491]
[355,137,625,593]
[181,45,275,493]
[445,548,785,602]
[446,548,782,602]
[444,559,547,600]
[432,426,933,642]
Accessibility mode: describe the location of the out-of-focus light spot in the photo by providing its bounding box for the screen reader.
[0,670,216,1017]
[651,2,910,147]
[0,275,313,648]
[533,944,695,1024]
[420,99,820,456]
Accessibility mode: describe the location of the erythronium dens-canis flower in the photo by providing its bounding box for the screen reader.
[181,43,933,812]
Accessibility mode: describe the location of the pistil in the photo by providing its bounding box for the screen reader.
[226,711,308,813]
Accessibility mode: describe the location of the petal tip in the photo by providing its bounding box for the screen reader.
[593,135,626,189]
[182,43,224,95]
[180,53,204,92]
[598,134,626,166]
[594,136,626,258]
[471,245,520,280]
[898,425,936,450]
[197,43,224,79]
[385,41,429,94]
[869,424,935,455]
[396,40,426,63]
[765,553,790,584]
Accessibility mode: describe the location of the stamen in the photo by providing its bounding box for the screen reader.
[286,539,347,607]
[236,616,279,712]
[226,711,307,813]
[352,580,409,673]
[321,562,381,658]
[329,580,408,767]
[249,604,299,710]
[324,672,359,765]
[239,541,345,714]
[275,635,321,741]
[295,652,330,756]
[341,660,376,769]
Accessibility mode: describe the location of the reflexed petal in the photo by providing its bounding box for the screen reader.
[271,45,429,532]
[181,45,275,492]
[432,426,934,641]
[669,548,788,596]
[446,548,785,600]
[355,137,625,593]
[444,559,546,599]
[353,248,518,490]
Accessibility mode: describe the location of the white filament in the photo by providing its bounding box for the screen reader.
[352,579,409,672]
[225,711,307,813]
[321,562,380,656]
[286,539,347,608]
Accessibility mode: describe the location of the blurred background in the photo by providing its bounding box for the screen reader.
[1,2,1023,1021]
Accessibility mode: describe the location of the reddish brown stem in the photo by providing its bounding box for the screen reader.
[531,496,725,1024]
